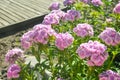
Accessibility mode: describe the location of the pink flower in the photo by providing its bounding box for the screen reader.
[33,24,56,44]
[50,10,66,20]
[42,13,60,25]
[5,48,24,64]
[21,30,35,49]
[48,2,60,11]
[113,3,120,14]
[99,70,120,80]
[55,32,74,50]
[80,0,90,4]
[99,28,120,46]
[64,10,81,21]
[76,40,108,66]
[73,23,93,37]
[63,0,76,6]
[91,0,103,6]
[7,64,21,79]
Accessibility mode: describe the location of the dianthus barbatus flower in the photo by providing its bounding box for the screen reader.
[21,30,35,49]
[48,2,60,11]
[73,23,93,37]
[21,24,56,49]
[50,10,66,20]
[55,32,74,50]
[76,40,108,66]
[80,0,90,4]
[63,0,76,6]
[113,3,120,14]
[99,28,120,46]
[5,48,24,64]
[99,70,120,80]
[33,24,56,44]
[42,13,60,25]
[7,64,21,79]
[91,0,103,6]
[63,10,81,21]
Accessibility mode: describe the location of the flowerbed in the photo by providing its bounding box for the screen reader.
[5,0,120,80]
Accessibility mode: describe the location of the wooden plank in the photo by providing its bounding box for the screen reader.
[8,0,42,14]
[0,18,9,26]
[0,12,15,24]
[13,0,48,13]
[0,9,19,22]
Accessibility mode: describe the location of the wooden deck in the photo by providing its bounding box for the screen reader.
[0,0,63,28]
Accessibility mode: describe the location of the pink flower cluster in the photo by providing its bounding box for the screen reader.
[76,40,108,66]
[43,9,80,24]
[49,2,60,11]
[113,3,120,14]
[42,13,60,25]
[5,48,24,64]
[55,32,74,50]
[7,64,21,79]
[73,23,93,37]
[63,0,76,6]
[21,24,55,49]
[91,0,103,6]
[99,70,120,80]
[64,10,81,22]
[80,0,90,4]
[99,28,120,46]
[80,0,103,6]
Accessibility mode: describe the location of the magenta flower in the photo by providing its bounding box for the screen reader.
[80,0,90,4]
[64,10,81,21]
[113,3,120,14]
[99,70,120,80]
[33,24,56,44]
[76,40,108,66]
[7,64,21,79]
[99,28,120,46]
[5,48,24,64]
[21,30,35,49]
[55,32,74,50]
[50,10,66,20]
[91,0,103,6]
[42,13,60,25]
[63,0,76,6]
[48,2,60,11]
[73,23,93,37]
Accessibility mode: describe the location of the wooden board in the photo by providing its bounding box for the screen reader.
[0,0,64,28]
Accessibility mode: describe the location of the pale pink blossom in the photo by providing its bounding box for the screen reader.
[73,23,93,37]
[5,48,24,64]
[55,32,74,50]
[7,64,21,79]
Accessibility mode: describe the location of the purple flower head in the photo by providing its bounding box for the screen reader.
[64,10,81,21]
[5,48,24,64]
[63,0,76,6]
[91,0,103,6]
[80,0,91,4]
[73,23,94,37]
[76,40,108,66]
[7,64,21,79]
[21,30,35,49]
[49,2,60,11]
[33,24,56,44]
[99,28,120,46]
[113,3,120,14]
[55,32,74,50]
[99,70,120,80]
[50,10,66,20]
[42,13,60,25]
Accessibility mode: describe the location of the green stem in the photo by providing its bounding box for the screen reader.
[107,54,116,69]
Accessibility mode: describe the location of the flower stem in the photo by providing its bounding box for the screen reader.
[107,54,116,69]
